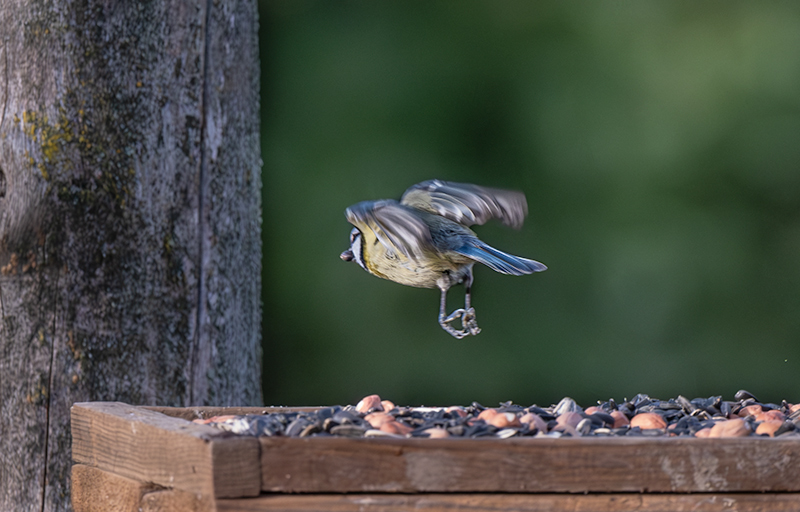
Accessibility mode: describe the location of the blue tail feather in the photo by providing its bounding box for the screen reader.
[455,240,547,276]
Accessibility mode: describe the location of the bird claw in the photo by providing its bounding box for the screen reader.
[439,308,481,339]
[462,308,481,336]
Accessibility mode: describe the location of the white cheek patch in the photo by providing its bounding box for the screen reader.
[351,232,367,271]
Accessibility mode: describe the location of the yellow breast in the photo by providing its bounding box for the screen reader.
[360,229,470,289]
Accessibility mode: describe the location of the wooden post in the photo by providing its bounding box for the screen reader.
[0,1,262,510]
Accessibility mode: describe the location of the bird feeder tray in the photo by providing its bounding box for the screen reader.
[70,402,800,512]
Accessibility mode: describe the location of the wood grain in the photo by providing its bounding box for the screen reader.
[260,436,800,493]
[72,402,261,498]
[0,0,262,509]
[141,489,216,512]
[217,493,800,512]
[71,464,157,512]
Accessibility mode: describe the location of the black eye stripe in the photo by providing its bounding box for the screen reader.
[349,228,361,244]
[360,232,367,261]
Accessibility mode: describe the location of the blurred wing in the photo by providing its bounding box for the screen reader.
[400,179,528,228]
[345,200,433,260]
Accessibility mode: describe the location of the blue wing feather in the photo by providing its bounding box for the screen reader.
[455,240,547,276]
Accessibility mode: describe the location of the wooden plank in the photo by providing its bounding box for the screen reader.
[216,493,800,512]
[260,436,800,493]
[141,489,216,512]
[145,406,320,422]
[71,464,157,512]
[71,402,260,498]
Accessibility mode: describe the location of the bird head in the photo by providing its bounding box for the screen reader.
[340,227,367,271]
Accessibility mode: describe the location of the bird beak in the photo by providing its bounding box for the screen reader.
[340,249,354,261]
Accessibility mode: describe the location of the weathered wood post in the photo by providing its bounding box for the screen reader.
[0,1,262,510]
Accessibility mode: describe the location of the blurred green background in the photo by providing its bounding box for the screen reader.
[258,1,800,408]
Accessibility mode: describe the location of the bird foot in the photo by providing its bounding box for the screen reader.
[439,308,481,339]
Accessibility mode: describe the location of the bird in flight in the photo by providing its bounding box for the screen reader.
[341,180,547,338]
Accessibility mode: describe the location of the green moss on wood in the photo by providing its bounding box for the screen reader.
[15,0,192,407]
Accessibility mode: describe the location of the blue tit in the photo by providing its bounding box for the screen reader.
[340,179,546,338]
